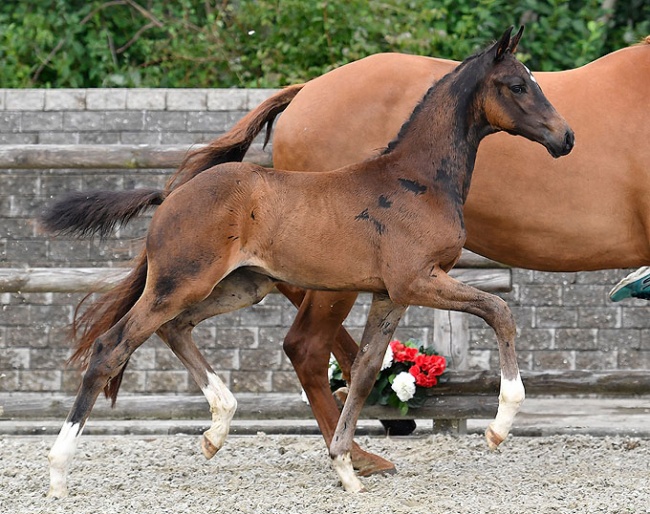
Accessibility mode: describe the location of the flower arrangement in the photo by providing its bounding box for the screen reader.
[329,339,447,416]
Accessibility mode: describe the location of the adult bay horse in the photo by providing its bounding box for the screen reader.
[43,27,573,495]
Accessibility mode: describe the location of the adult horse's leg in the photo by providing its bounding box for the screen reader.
[156,269,277,459]
[390,267,524,449]
[328,293,406,492]
[276,285,358,382]
[278,286,396,475]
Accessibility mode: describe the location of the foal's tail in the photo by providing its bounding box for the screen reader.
[40,84,304,404]
[39,189,168,239]
[71,249,149,405]
[39,188,161,404]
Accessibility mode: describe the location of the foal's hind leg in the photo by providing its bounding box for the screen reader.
[48,270,225,498]
[279,285,396,476]
[157,269,276,459]
[390,267,524,449]
[48,292,190,498]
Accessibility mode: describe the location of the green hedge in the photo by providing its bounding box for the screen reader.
[1,0,648,88]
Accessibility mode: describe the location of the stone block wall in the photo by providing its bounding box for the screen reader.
[0,88,648,396]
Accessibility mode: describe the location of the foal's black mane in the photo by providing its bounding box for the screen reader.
[381,44,496,156]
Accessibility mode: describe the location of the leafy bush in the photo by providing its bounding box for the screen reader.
[0,0,648,88]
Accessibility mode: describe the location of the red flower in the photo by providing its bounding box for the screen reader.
[390,340,418,363]
[409,354,446,388]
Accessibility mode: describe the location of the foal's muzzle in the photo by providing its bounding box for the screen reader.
[547,129,575,158]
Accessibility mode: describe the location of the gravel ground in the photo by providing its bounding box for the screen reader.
[1,432,649,513]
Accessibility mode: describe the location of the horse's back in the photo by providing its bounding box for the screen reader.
[273,53,457,172]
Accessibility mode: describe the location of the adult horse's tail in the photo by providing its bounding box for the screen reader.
[40,84,304,239]
[165,83,304,191]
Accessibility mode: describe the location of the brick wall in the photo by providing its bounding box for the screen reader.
[0,88,648,396]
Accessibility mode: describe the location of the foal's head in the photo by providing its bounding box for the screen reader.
[471,26,574,158]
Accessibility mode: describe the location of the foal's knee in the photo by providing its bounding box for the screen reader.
[484,294,517,337]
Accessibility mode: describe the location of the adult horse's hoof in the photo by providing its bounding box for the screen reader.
[201,434,220,459]
[485,424,505,450]
[351,445,397,476]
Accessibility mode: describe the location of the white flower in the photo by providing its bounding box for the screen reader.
[391,372,416,402]
[380,345,394,371]
[328,354,338,381]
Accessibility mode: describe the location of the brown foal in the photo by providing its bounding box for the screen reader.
[43,27,573,495]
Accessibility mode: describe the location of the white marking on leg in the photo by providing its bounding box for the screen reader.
[201,372,237,457]
[331,453,365,492]
[48,421,83,498]
[486,372,525,449]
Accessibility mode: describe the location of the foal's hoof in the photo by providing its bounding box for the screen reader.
[47,486,68,499]
[201,435,220,460]
[485,424,505,450]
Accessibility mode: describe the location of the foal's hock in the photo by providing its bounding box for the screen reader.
[44,26,573,496]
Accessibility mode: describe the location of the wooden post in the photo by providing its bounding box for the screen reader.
[431,309,470,434]
[433,310,469,370]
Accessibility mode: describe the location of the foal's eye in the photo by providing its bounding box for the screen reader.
[510,84,526,94]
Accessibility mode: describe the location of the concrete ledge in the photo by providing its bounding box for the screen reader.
[2,397,650,438]
[0,392,498,422]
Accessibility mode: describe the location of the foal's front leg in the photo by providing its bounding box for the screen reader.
[329,293,406,492]
[390,267,525,449]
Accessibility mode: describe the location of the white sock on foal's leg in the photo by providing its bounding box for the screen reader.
[48,421,84,498]
[201,372,237,459]
[332,452,366,492]
[486,371,525,450]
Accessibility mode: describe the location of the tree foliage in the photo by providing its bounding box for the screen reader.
[0,0,648,88]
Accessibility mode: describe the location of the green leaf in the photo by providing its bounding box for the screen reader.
[0,1,646,90]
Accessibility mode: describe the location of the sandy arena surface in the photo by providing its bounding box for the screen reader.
[1,431,649,513]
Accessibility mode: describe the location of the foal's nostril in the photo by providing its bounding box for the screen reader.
[564,130,575,152]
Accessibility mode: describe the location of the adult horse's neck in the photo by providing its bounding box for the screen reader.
[382,54,496,205]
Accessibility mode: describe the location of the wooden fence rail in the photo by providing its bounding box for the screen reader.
[0,252,509,294]
[0,144,272,169]
[3,143,647,431]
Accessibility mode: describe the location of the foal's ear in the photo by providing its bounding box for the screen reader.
[508,25,525,54]
[494,26,514,61]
